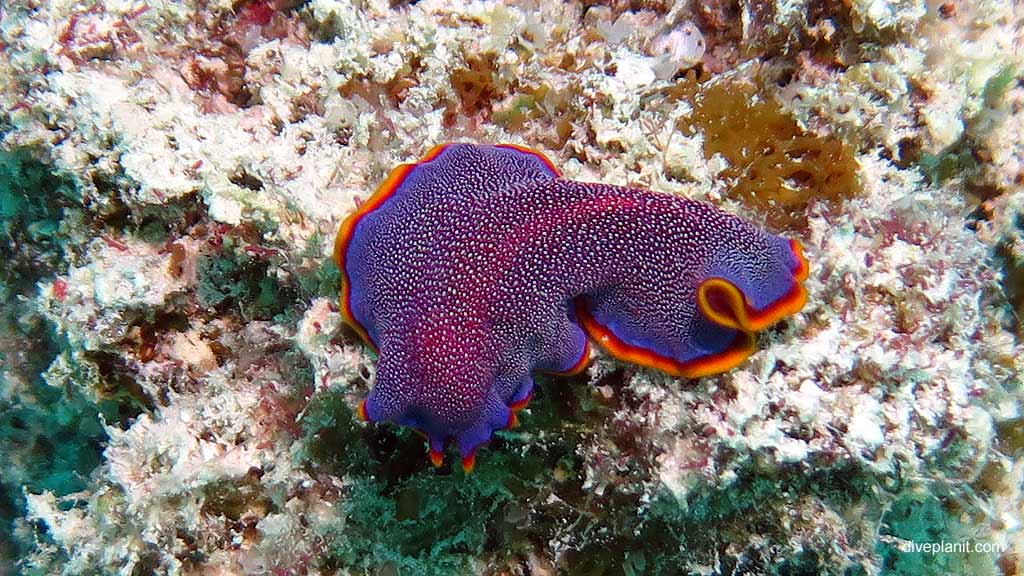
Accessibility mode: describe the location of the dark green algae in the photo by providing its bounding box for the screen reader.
[298,369,996,576]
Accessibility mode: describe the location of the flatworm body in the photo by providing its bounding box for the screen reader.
[335,143,809,472]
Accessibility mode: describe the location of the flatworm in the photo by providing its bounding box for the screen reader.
[334,143,809,472]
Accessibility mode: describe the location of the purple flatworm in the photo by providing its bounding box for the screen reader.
[334,143,809,472]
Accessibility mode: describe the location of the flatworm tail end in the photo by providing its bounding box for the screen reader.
[697,239,810,333]
[334,144,453,350]
[575,236,808,378]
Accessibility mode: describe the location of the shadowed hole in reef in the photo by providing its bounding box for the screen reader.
[994,241,1024,336]
[0,485,18,560]
[83,350,155,424]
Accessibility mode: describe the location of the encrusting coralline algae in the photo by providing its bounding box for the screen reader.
[0,0,1022,574]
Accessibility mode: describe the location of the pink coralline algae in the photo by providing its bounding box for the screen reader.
[334,143,809,472]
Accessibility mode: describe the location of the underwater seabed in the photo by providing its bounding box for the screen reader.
[1,0,1023,575]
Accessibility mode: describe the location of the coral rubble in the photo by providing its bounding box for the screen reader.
[0,0,1021,574]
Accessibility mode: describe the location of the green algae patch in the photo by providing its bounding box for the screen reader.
[0,147,77,239]
[982,65,1018,109]
[301,388,374,476]
[196,237,294,320]
[919,65,1019,186]
[302,379,595,575]
[195,228,339,327]
[296,231,341,301]
[0,318,127,570]
[300,379,921,576]
[0,147,79,300]
[566,460,885,576]
[0,148,110,562]
[878,492,1002,576]
[0,363,107,496]
[0,148,116,566]
[919,144,978,186]
[324,463,516,575]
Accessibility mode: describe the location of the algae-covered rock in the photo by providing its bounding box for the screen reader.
[1,0,1021,574]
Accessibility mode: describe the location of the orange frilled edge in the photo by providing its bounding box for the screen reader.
[576,239,810,378]
[576,300,758,378]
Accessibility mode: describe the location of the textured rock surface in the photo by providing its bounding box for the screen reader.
[0,1,1021,574]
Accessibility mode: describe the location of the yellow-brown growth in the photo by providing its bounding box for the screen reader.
[492,84,576,149]
[449,53,502,119]
[679,80,859,229]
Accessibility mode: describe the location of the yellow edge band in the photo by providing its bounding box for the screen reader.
[544,340,592,376]
[696,239,809,333]
[791,239,810,282]
[697,278,808,333]
[494,143,561,177]
[574,301,756,378]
